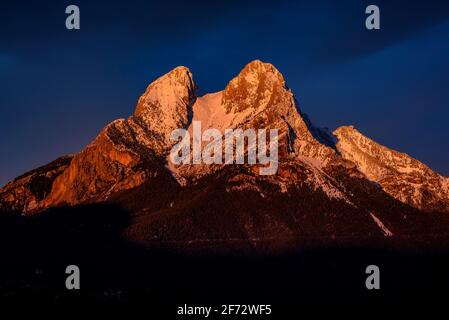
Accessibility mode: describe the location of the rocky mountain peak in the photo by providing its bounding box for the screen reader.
[218,60,337,161]
[222,60,287,114]
[334,125,449,211]
[333,125,425,176]
[238,59,285,83]
[127,66,196,153]
[133,65,195,140]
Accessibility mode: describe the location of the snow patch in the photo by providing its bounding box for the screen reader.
[301,156,353,205]
[370,212,393,237]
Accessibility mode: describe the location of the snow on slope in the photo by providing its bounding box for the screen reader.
[370,212,393,236]
[334,125,449,212]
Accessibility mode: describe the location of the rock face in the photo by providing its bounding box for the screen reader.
[43,66,196,208]
[133,66,196,152]
[221,60,335,160]
[0,156,73,214]
[1,60,449,243]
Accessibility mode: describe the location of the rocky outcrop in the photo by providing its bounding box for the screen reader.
[0,156,73,214]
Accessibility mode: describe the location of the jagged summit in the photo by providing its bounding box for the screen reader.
[222,60,287,114]
[334,125,355,133]
[236,59,285,83]
[129,65,197,153]
[134,66,195,119]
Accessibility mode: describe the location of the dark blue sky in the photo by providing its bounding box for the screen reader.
[1,0,449,186]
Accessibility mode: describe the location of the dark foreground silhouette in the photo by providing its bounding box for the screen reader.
[1,204,449,315]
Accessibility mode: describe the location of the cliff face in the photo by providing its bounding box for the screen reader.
[1,60,448,242]
[42,66,196,208]
[132,66,196,152]
[0,156,73,213]
[221,60,335,161]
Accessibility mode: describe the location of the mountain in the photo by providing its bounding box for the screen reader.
[334,125,449,212]
[1,60,449,247]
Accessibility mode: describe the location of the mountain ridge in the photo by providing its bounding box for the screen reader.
[1,60,448,244]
